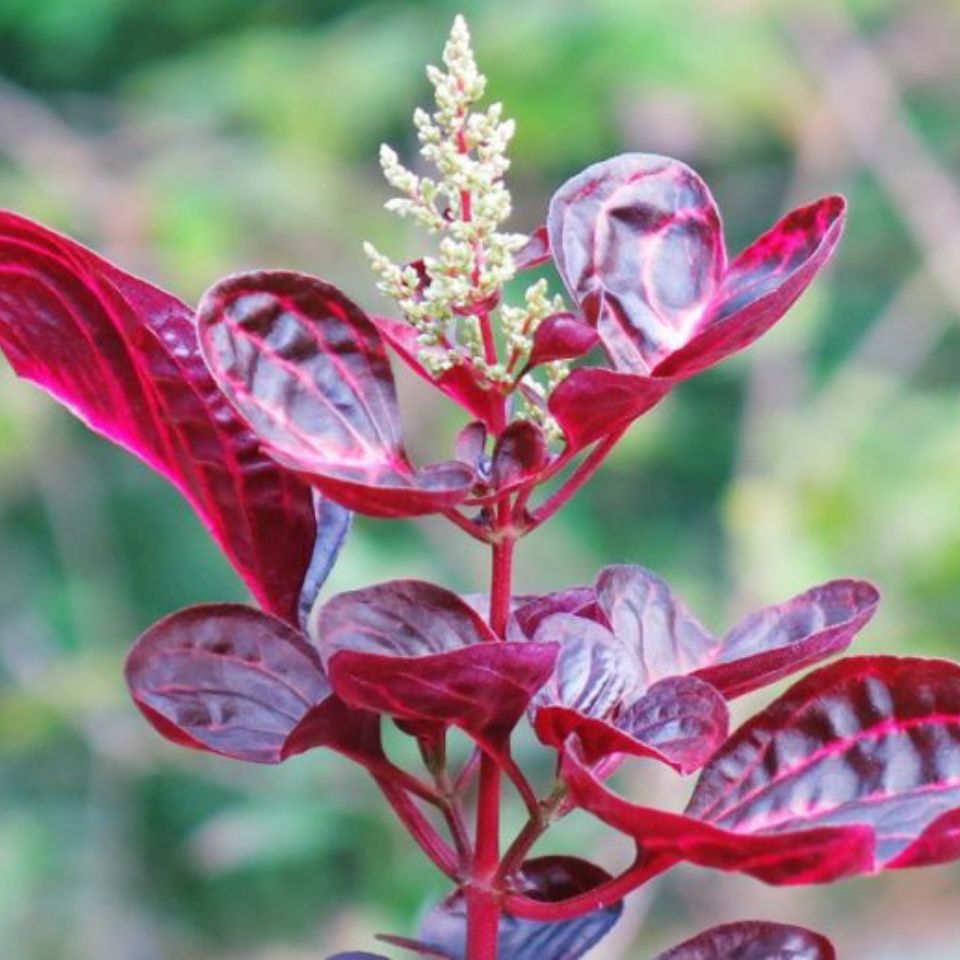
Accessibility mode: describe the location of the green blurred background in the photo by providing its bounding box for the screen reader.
[1,0,959,956]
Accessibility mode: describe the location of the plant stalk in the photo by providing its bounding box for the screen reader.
[465,510,515,958]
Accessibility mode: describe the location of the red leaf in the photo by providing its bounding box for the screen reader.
[0,212,316,623]
[510,587,599,641]
[657,196,847,379]
[409,856,621,959]
[653,921,836,960]
[531,613,727,773]
[567,656,960,884]
[371,312,505,432]
[596,565,878,697]
[315,580,558,750]
[694,578,879,698]
[126,604,380,765]
[514,225,551,271]
[563,738,874,885]
[687,656,960,866]
[491,419,550,492]
[547,154,725,374]
[197,271,474,518]
[548,367,672,450]
[526,313,599,370]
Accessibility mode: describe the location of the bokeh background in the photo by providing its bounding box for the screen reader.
[0,0,958,956]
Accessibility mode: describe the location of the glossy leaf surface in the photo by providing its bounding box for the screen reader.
[653,921,836,960]
[595,565,878,698]
[316,580,557,748]
[568,656,960,884]
[0,212,317,622]
[198,271,473,517]
[298,493,352,631]
[127,604,380,764]
[411,856,621,959]
[531,612,727,772]
[548,153,725,373]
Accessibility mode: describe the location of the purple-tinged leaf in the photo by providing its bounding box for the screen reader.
[372,312,505,432]
[298,493,352,631]
[491,419,549,491]
[510,587,599,642]
[656,196,846,379]
[596,565,878,698]
[412,856,621,959]
[548,367,671,450]
[568,656,960,884]
[0,212,316,623]
[315,580,557,750]
[531,614,727,772]
[526,313,599,370]
[563,738,874,885]
[515,226,551,271]
[596,565,712,688]
[694,578,879,698]
[197,272,474,518]
[547,154,725,374]
[126,604,381,765]
[653,921,836,960]
[454,420,488,472]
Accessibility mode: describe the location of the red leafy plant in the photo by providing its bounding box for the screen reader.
[2,16,958,960]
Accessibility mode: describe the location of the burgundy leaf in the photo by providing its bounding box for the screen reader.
[596,565,878,698]
[414,856,621,959]
[126,604,381,765]
[547,154,725,374]
[509,587,599,642]
[548,367,672,451]
[454,420,488,473]
[0,212,316,623]
[563,738,875,885]
[526,313,599,370]
[531,613,727,772]
[694,578,879,698]
[514,225,551,271]
[491,419,550,491]
[197,271,474,518]
[653,921,836,960]
[315,580,557,750]
[372,312,505,432]
[656,196,847,379]
[568,655,960,884]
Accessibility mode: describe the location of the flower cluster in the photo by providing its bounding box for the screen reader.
[1,15,957,960]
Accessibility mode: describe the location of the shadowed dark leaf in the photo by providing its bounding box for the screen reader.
[0,212,317,623]
[410,856,621,959]
[653,921,836,960]
[126,604,380,764]
[198,271,474,517]
[492,419,549,491]
[298,493,352,631]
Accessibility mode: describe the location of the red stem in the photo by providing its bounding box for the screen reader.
[465,509,515,959]
[529,426,628,529]
[374,775,459,879]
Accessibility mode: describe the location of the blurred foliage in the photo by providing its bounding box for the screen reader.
[1,0,960,957]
